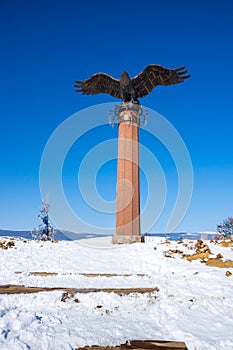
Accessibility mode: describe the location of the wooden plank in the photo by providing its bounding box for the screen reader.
[130,340,187,349]
[15,272,146,277]
[0,285,159,295]
[76,339,188,350]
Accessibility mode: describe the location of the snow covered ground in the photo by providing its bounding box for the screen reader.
[0,236,233,350]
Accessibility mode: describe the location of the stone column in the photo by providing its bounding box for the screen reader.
[112,103,141,244]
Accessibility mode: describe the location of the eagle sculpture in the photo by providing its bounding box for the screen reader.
[75,64,190,103]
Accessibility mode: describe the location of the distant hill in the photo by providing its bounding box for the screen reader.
[0,229,113,241]
[0,229,70,240]
[0,230,217,241]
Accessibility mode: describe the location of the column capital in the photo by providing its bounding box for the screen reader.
[109,102,148,127]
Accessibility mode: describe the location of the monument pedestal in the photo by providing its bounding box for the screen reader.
[112,235,142,244]
[112,103,144,244]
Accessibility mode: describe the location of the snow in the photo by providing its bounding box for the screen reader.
[0,236,233,349]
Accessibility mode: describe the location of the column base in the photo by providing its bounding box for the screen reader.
[112,235,143,244]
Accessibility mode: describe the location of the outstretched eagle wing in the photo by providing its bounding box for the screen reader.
[75,73,121,99]
[132,64,190,98]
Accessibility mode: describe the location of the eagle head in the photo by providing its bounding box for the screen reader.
[121,71,129,76]
[120,71,130,85]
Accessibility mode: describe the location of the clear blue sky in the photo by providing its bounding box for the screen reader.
[0,0,232,233]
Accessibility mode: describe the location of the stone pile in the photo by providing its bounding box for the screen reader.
[0,238,15,250]
[183,240,211,261]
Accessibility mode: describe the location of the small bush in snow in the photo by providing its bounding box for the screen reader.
[217,217,233,237]
[31,201,56,241]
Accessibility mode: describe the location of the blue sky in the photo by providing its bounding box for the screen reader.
[0,0,233,233]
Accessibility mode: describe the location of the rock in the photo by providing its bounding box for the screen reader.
[161,240,171,245]
[219,240,233,247]
[195,240,211,254]
[206,258,233,268]
[61,292,69,302]
[0,239,16,250]
[6,241,15,248]
[183,251,210,262]
[164,252,174,258]
[169,249,183,254]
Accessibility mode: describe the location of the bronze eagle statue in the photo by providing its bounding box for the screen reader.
[74,64,190,103]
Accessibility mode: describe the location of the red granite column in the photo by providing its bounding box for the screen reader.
[112,105,141,244]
